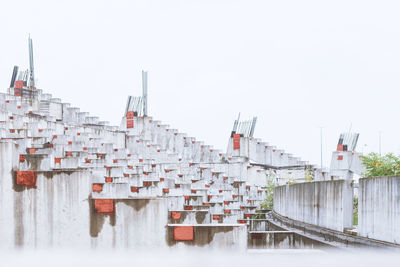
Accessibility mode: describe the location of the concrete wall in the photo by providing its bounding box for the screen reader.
[273,180,353,232]
[167,224,247,250]
[0,142,246,250]
[358,176,400,244]
[0,142,91,248]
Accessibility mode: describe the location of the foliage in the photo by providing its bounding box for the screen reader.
[304,167,313,182]
[361,152,400,177]
[260,179,275,210]
[353,195,358,226]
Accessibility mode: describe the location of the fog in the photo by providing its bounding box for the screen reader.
[2,249,400,266]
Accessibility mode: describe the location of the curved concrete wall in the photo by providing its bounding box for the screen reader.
[273,180,353,232]
[359,176,400,244]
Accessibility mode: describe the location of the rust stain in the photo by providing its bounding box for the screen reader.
[13,185,24,247]
[89,197,116,237]
[195,212,206,224]
[117,199,150,212]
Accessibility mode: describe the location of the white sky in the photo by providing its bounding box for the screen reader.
[1,0,399,167]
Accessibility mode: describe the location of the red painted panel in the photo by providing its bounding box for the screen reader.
[127,119,134,129]
[54,158,61,164]
[94,199,114,214]
[213,215,220,220]
[126,111,134,119]
[14,89,22,96]
[92,184,103,192]
[171,211,181,220]
[15,80,23,89]
[173,226,194,241]
[233,134,240,150]
[131,187,139,192]
[16,171,36,186]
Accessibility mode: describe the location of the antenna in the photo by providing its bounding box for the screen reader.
[10,66,19,88]
[232,112,241,133]
[28,35,35,88]
[142,70,148,116]
[319,126,324,168]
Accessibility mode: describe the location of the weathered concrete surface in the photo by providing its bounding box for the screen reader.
[90,198,169,249]
[0,142,247,250]
[359,176,400,244]
[0,142,92,248]
[167,224,247,250]
[273,180,353,232]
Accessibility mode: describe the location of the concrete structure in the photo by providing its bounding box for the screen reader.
[1,66,323,249]
[358,175,400,244]
[0,40,369,250]
[273,175,400,247]
[273,180,353,232]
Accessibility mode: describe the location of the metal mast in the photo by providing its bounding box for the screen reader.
[142,70,148,116]
[28,35,35,88]
[10,66,19,88]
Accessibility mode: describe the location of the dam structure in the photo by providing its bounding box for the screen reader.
[0,38,370,250]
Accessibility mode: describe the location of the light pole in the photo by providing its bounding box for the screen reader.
[320,127,323,169]
[379,131,382,156]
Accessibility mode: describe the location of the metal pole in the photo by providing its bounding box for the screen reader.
[142,70,148,116]
[320,127,323,168]
[28,35,35,88]
[379,131,382,156]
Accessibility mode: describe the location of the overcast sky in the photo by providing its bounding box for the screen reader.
[1,0,399,167]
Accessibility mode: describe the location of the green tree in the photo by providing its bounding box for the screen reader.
[260,179,275,210]
[361,152,400,177]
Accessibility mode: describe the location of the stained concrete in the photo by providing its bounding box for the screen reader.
[359,176,400,244]
[274,180,353,232]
